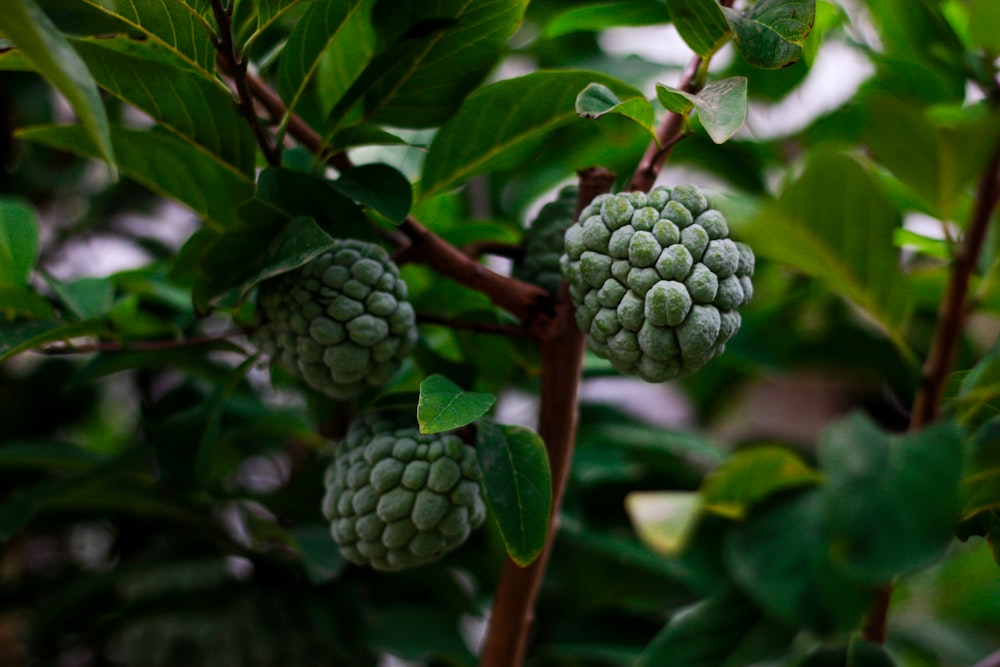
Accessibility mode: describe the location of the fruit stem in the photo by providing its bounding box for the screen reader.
[479,168,615,667]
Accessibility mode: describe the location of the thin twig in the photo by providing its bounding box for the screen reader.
[210,0,280,165]
[233,61,558,337]
[393,215,556,336]
[861,137,1000,644]
[240,67,353,172]
[479,167,616,667]
[417,313,531,338]
[39,329,250,355]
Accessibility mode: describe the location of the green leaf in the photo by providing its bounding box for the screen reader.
[0,197,40,286]
[664,0,732,57]
[77,0,216,76]
[331,163,412,224]
[48,277,115,320]
[865,96,1000,220]
[233,0,306,50]
[366,605,476,665]
[638,585,792,667]
[658,76,747,144]
[625,491,702,555]
[0,441,102,472]
[364,0,530,128]
[701,445,821,519]
[254,166,375,240]
[819,413,964,582]
[0,319,109,362]
[737,152,913,359]
[724,491,872,633]
[799,639,898,667]
[959,419,1000,524]
[723,0,816,69]
[0,0,116,173]
[198,216,339,308]
[476,420,551,566]
[328,124,409,151]
[421,70,646,200]
[290,524,346,583]
[416,374,496,434]
[544,0,669,38]
[277,0,374,124]
[656,84,696,115]
[968,0,1000,53]
[954,344,1000,429]
[575,83,657,141]
[196,356,258,487]
[16,125,254,228]
[71,37,255,175]
[0,285,56,320]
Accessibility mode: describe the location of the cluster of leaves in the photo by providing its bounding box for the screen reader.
[1,0,1000,665]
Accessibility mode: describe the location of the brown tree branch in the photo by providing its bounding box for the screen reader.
[861,137,1000,645]
[39,329,251,355]
[462,240,525,261]
[393,215,556,336]
[625,0,735,193]
[479,167,615,667]
[417,313,532,338]
[234,68,550,329]
[210,0,280,166]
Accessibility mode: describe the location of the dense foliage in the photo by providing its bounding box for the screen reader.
[1,0,1000,665]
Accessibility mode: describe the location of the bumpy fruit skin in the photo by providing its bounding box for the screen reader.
[560,185,754,381]
[322,411,487,571]
[253,240,417,399]
[513,185,578,293]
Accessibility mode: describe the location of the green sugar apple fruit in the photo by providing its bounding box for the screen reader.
[253,240,417,399]
[560,184,754,381]
[322,411,487,571]
[512,185,578,293]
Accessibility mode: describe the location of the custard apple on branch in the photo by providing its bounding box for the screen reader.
[322,411,487,571]
[253,240,417,399]
[560,184,754,381]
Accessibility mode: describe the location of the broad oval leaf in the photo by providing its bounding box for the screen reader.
[701,445,821,519]
[665,0,732,57]
[420,70,645,200]
[737,152,913,359]
[625,491,701,556]
[575,83,657,141]
[363,0,529,128]
[0,285,55,320]
[0,0,116,172]
[78,0,217,76]
[17,124,254,228]
[332,163,412,224]
[417,374,496,434]
[0,197,40,287]
[656,83,696,114]
[724,491,873,633]
[196,216,340,308]
[476,420,551,566]
[723,0,816,69]
[71,37,255,175]
[819,412,964,582]
[49,277,115,320]
[638,585,793,667]
[544,0,669,38]
[277,0,374,124]
[690,76,748,144]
